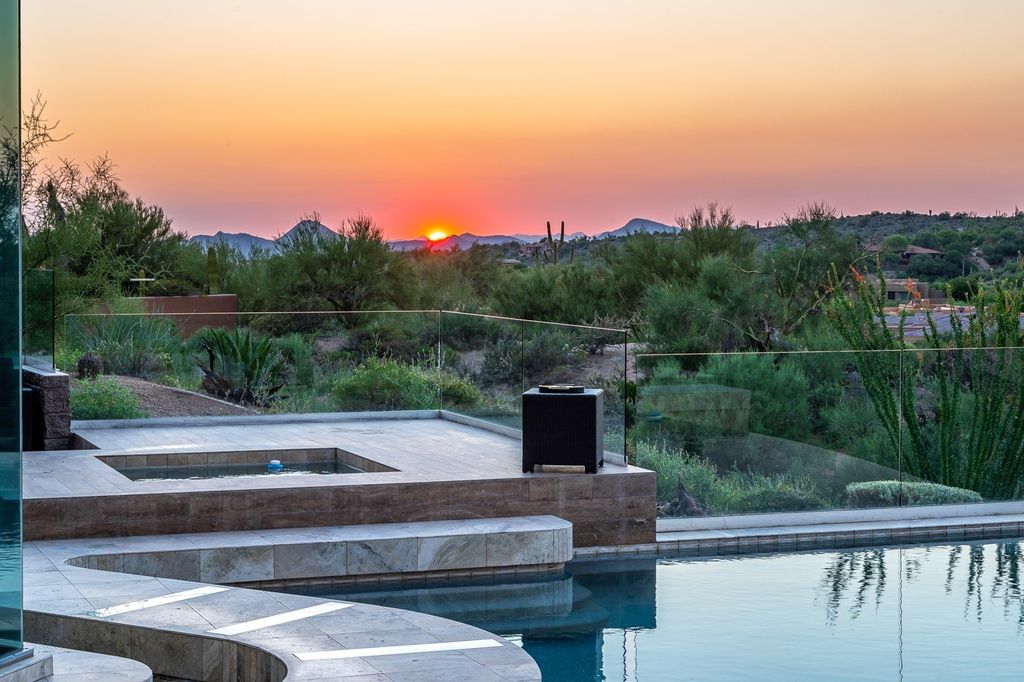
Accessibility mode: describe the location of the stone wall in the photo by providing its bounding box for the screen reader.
[25,471,657,547]
[133,293,238,338]
[22,367,70,451]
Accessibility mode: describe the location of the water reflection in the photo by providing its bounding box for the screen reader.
[281,541,1024,681]
[818,541,1024,632]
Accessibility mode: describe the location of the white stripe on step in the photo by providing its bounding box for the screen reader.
[90,586,229,618]
[209,602,352,636]
[293,638,504,661]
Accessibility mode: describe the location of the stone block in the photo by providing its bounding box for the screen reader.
[200,546,274,583]
[123,550,201,581]
[486,530,554,567]
[129,626,203,681]
[61,618,132,659]
[273,541,346,580]
[417,534,486,571]
[347,538,417,574]
[42,413,71,439]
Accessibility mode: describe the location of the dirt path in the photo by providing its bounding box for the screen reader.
[109,376,255,418]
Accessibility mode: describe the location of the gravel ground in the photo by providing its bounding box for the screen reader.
[109,375,255,418]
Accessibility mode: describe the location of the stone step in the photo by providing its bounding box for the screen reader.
[62,516,573,584]
[0,643,153,682]
[0,649,51,682]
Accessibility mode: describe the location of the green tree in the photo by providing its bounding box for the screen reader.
[879,233,909,264]
[268,213,416,312]
[765,203,863,338]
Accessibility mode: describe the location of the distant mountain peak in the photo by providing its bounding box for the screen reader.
[277,220,337,243]
[596,218,678,240]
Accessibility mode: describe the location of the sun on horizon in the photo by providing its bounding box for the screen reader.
[426,229,448,242]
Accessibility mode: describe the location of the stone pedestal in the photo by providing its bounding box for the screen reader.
[21,367,70,451]
[0,649,50,682]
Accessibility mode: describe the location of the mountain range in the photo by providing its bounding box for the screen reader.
[189,217,678,257]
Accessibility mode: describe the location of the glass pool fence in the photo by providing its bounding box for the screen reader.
[61,310,628,456]
[635,347,1024,517]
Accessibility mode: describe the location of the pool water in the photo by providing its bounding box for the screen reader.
[283,539,1024,681]
[119,460,364,481]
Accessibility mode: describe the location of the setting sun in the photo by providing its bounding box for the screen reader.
[427,229,448,242]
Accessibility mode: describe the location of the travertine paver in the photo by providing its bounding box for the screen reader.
[24,415,657,548]
[31,642,154,681]
[29,416,639,497]
[25,534,542,681]
[62,516,572,583]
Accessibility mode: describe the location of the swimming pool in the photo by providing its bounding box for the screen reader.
[282,539,1024,681]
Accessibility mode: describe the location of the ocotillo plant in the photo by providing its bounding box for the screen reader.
[828,266,1024,499]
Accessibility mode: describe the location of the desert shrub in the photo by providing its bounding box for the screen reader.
[439,311,495,350]
[348,314,437,364]
[480,334,521,386]
[823,397,897,465]
[633,440,721,505]
[147,278,201,296]
[71,378,147,420]
[633,440,827,514]
[274,333,317,387]
[332,357,438,410]
[193,327,286,404]
[54,345,84,374]
[719,475,826,513]
[696,353,811,440]
[248,312,336,337]
[846,481,983,508]
[439,374,482,408]
[481,328,582,386]
[68,314,177,378]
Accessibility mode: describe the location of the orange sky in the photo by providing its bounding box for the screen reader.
[22,0,1024,239]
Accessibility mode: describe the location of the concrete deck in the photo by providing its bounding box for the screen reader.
[25,416,655,547]
[25,525,546,681]
[30,643,153,681]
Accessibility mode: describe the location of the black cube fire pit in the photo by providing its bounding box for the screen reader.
[522,385,604,473]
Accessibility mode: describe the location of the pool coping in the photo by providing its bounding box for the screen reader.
[577,511,1024,559]
[26,518,556,680]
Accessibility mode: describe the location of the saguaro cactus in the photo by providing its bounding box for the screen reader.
[206,246,221,295]
[545,220,566,265]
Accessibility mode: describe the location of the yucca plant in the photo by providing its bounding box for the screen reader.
[193,327,285,405]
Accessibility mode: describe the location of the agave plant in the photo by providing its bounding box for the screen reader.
[193,327,285,405]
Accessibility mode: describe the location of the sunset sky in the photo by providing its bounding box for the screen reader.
[22,0,1024,239]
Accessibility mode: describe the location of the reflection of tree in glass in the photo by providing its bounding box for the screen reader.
[819,543,1024,633]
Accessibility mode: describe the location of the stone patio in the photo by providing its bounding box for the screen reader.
[25,414,655,547]
[23,517,572,680]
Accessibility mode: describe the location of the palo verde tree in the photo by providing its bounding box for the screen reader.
[829,270,1024,499]
[269,213,416,313]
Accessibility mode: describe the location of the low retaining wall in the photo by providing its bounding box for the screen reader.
[24,473,654,547]
[133,294,238,338]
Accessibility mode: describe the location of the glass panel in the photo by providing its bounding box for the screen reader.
[634,351,902,516]
[0,0,23,657]
[62,310,443,420]
[439,311,524,429]
[900,346,1024,506]
[22,269,53,371]
[521,320,627,458]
